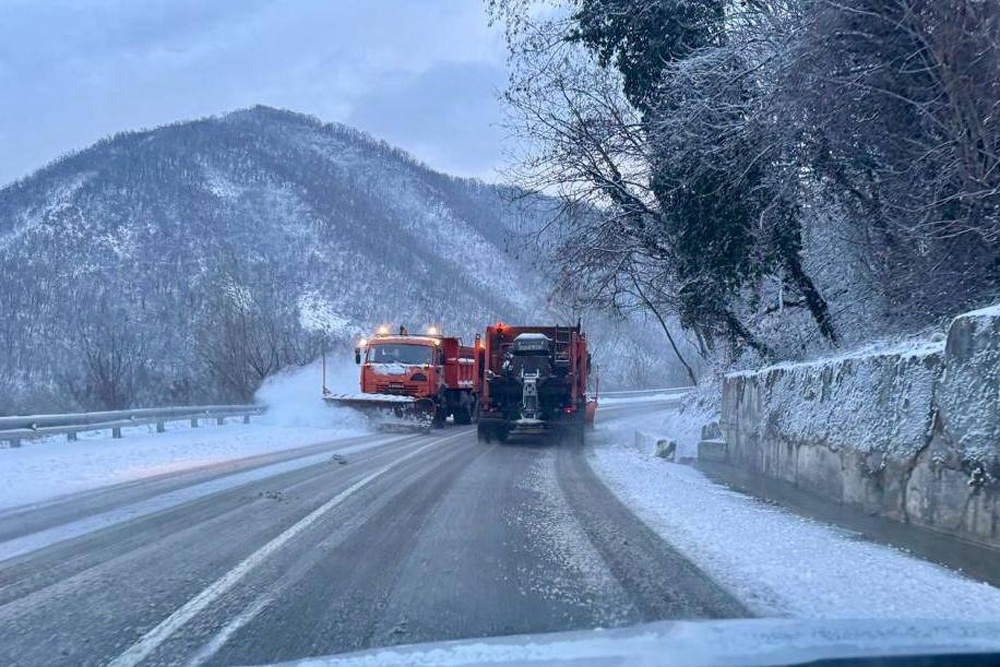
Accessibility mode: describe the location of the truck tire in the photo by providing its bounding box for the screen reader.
[455,405,472,425]
[431,392,449,428]
[477,422,492,443]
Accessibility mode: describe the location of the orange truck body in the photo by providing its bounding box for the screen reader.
[475,323,596,443]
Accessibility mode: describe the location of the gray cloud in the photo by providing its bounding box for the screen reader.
[0,0,509,184]
[347,60,507,179]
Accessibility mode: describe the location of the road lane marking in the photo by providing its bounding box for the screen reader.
[107,430,469,667]
[183,595,271,667]
[0,435,411,564]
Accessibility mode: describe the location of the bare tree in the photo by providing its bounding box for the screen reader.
[492,3,789,361]
[197,269,321,402]
[71,318,147,411]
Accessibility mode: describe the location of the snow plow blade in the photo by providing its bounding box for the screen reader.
[324,393,436,431]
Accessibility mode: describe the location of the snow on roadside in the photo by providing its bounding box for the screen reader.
[589,412,1000,621]
[600,384,713,460]
[0,361,368,512]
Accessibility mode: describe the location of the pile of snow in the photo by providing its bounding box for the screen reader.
[601,383,715,460]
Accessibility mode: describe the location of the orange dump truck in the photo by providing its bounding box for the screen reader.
[324,326,479,427]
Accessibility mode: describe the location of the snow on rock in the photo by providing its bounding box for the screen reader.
[722,302,1000,547]
[589,422,1000,621]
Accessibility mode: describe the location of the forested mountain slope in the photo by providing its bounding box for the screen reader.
[0,106,555,411]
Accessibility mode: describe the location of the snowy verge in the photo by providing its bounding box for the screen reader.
[0,361,369,512]
[588,415,1000,620]
[0,423,366,512]
[600,383,715,460]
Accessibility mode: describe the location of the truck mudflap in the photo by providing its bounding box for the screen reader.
[324,393,436,431]
[476,415,509,442]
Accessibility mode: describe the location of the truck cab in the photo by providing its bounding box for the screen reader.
[359,335,446,399]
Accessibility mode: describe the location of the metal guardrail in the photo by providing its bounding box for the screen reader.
[0,405,263,448]
[599,387,693,398]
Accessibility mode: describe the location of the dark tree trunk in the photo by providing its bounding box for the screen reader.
[782,248,838,344]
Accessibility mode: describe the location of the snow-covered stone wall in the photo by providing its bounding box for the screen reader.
[722,304,1000,547]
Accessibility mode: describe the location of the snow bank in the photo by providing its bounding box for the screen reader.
[722,303,1000,547]
[0,421,368,512]
[0,360,370,512]
[589,428,1000,620]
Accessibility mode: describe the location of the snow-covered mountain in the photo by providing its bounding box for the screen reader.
[0,106,550,411]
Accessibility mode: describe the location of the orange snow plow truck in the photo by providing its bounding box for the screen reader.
[475,322,596,444]
[323,326,479,428]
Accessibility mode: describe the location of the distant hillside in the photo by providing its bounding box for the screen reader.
[0,107,556,411]
[0,106,689,413]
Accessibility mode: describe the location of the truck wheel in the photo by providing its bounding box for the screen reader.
[477,423,492,443]
[455,406,472,425]
[496,425,509,443]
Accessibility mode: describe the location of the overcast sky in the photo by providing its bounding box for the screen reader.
[0,0,510,186]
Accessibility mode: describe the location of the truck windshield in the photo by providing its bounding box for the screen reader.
[367,343,434,366]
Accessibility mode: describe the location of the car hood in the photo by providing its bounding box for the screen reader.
[267,617,1000,666]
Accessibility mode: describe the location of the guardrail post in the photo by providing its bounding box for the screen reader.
[191,418,199,428]
[112,427,122,439]
[67,432,77,442]
[243,414,251,424]
[156,421,165,433]
[216,417,225,426]
[10,438,20,448]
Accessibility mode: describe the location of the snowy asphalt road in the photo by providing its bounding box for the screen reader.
[0,401,745,666]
